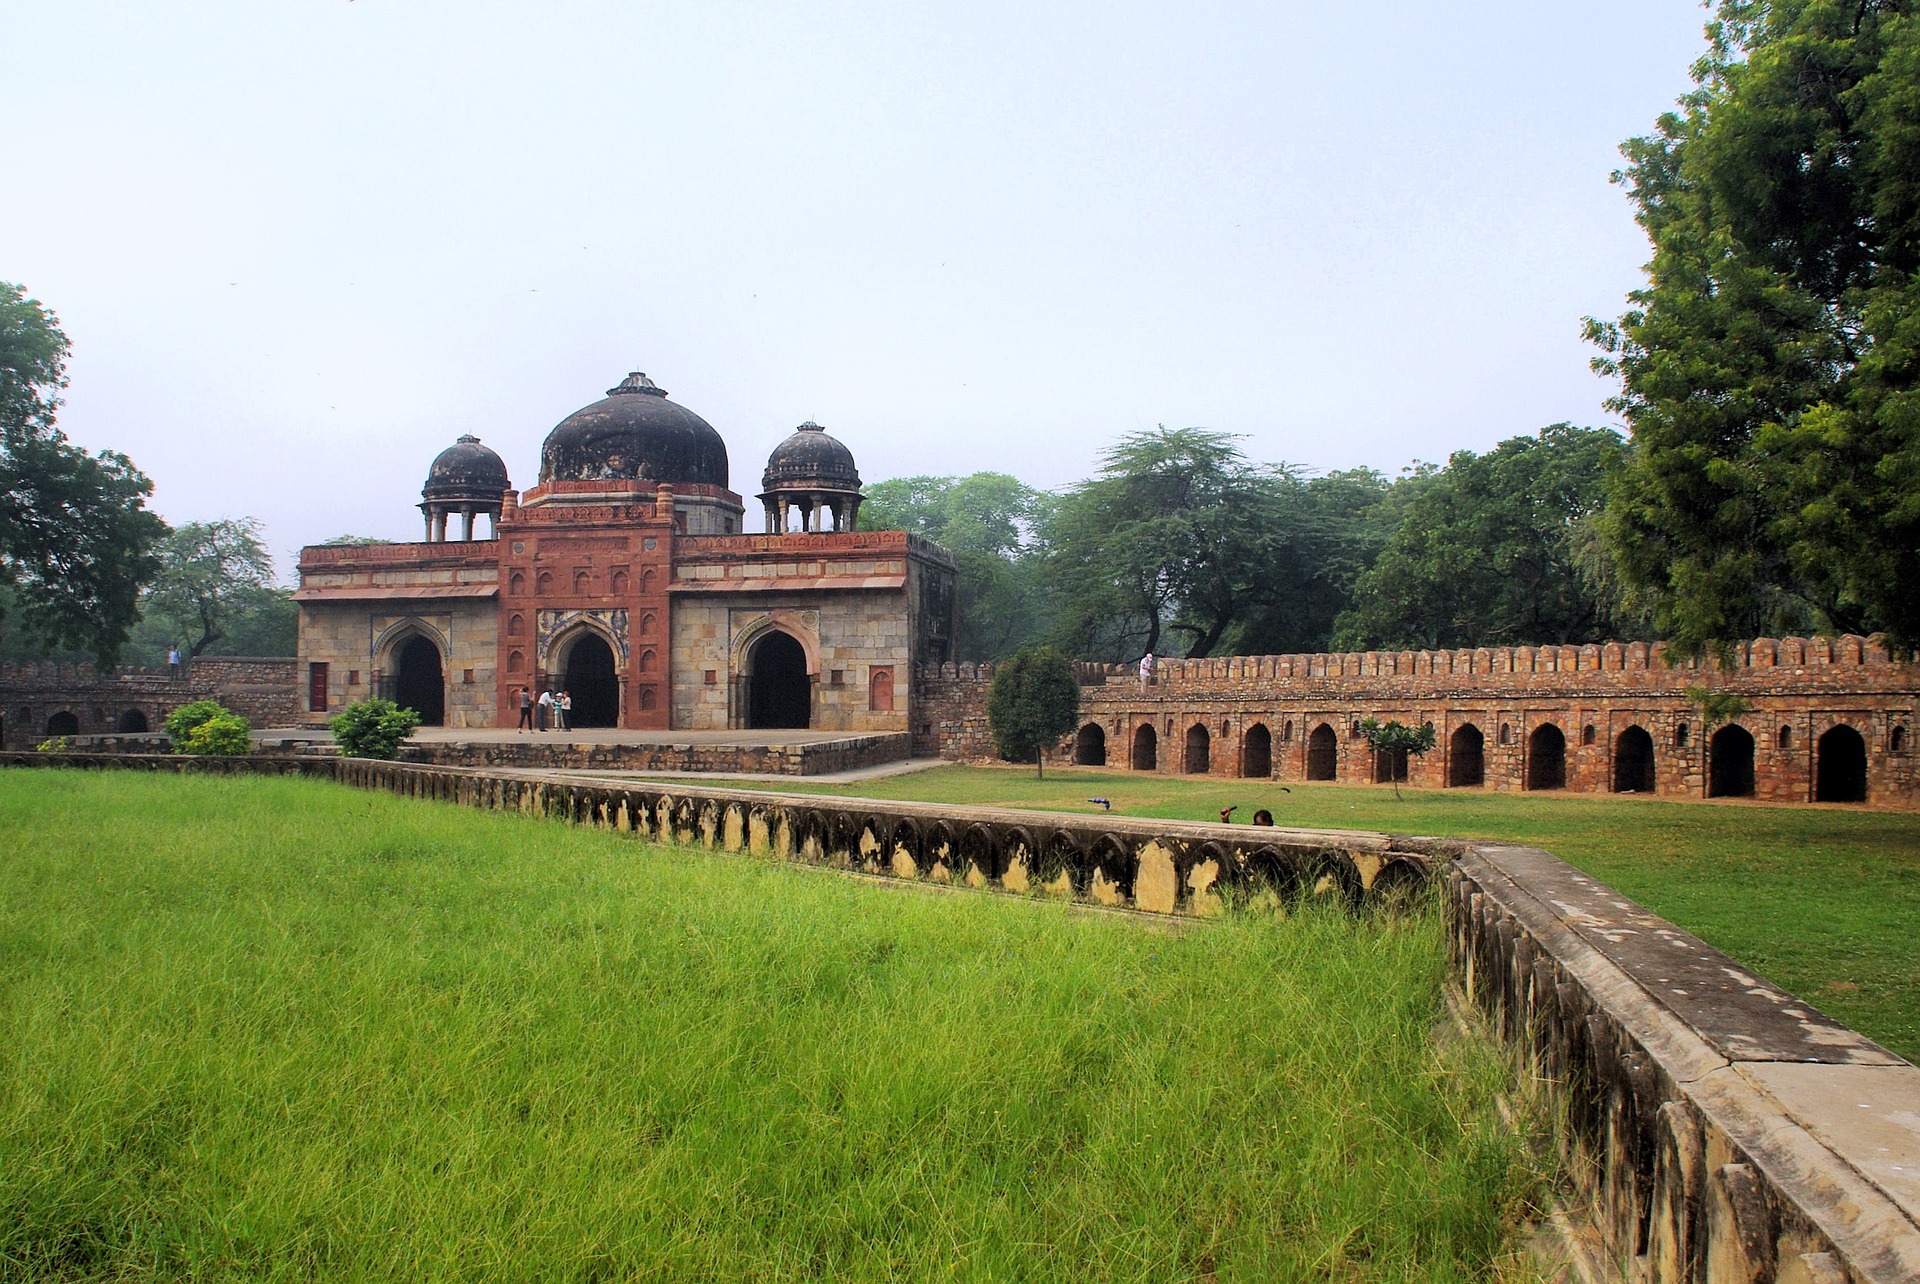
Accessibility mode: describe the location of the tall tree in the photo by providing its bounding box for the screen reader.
[986,645,1080,778]
[1334,425,1626,650]
[861,473,1052,660]
[0,283,165,665]
[1045,428,1289,659]
[140,518,285,659]
[1590,1,1920,656]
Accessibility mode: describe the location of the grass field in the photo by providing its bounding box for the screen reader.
[773,766,1920,1061]
[0,770,1546,1281]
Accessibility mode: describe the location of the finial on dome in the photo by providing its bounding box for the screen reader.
[609,371,667,397]
[796,420,826,432]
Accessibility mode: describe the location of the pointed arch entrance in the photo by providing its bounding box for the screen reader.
[1817,725,1867,802]
[1306,723,1337,781]
[561,632,620,728]
[1131,724,1157,771]
[1527,724,1565,790]
[1240,723,1271,778]
[1614,726,1655,793]
[747,631,811,729]
[1448,725,1484,787]
[1708,725,1755,798]
[394,635,444,726]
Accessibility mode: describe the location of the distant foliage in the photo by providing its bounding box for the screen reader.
[165,700,250,755]
[330,698,422,760]
[986,646,1079,778]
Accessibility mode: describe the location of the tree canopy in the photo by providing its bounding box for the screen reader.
[0,283,166,666]
[986,645,1079,778]
[142,518,283,659]
[1591,0,1920,656]
[1334,425,1627,650]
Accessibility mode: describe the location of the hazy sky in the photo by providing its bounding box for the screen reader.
[4,1,1711,572]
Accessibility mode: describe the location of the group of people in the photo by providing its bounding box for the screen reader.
[514,686,574,731]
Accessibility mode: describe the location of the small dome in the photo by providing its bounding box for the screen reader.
[423,434,510,502]
[762,421,861,492]
[539,372,730,488]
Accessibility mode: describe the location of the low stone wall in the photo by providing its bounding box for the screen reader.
[390,732,913,776]
[0,657,300,750]
[1453,846,1920,1281]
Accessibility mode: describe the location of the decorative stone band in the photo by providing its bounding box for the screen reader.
[1453,847,1920,1281]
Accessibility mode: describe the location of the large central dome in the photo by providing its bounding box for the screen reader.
[538,371,730,488]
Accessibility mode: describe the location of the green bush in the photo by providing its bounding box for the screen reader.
[165,700,250,755]
[164,700,228,743]
[181,712,252,756]
[329,698,421,760]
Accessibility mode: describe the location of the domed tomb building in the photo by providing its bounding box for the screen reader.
[294,373,956,732]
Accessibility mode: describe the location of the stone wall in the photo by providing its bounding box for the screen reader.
[1453,844,1920,1281]
[394,732,912,776]
[913,636,1920,808]
[0,657,299,750]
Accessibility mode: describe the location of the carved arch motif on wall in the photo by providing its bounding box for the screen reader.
[729,608,822,676]
[535,608,630,670]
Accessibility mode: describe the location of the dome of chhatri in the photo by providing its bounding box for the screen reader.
[422,434,511,502]
[538,371,730,488]
[762,421,861,493]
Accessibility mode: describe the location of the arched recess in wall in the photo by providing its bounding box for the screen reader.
[1614,725,1655,794]
[1708,725,1755,798]
[1131,724,1157,771]
[746,630,811,730]
[1184,724,1210,774]
[1373,741,1409,784]
[1448,724,1484,787]
[1075,723,1106,766]
[118,709,149,733]
[1816,725,1868,802]
[1306,723,1337,781]
[45,710,79,736]
[379,628,446,727]
[1240,723,1271,778]
[555,626,621,728]
[1526,724,1566,791]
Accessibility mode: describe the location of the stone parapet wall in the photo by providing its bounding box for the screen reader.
[912,637,1920,807]
[1453,844,1920,1282]
[0,657,299,749]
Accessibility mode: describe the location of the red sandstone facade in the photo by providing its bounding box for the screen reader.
[912,635,1920,808]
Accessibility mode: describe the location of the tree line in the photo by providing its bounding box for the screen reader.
[5,1,1915,671]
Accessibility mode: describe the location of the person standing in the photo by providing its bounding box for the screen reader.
[537,687,554,731]
[557,690,572,731]
[516,686,534,731]
[167,646,182,680]
[1138,651,1155,692]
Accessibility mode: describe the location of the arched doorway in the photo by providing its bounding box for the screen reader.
[1614,726,1655,793]
[1131,724,1157,771]
[1708,725,1755,798]
[45,710,79,737]
[118,709,149,733]
[1817,725,1868,802]
[1306,723,1337,781]
[1184,724,1210,774]
[747,631,811,729]
[1527,724,1565,790]
[1075,723,1106,766]
[393,635,445,725]
[1241,723,1271,778]
[1448,725,1484,787]
[562,633,620,728]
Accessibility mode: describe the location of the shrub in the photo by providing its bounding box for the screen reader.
[164,699,229,744]
[329,698,421,760]
[181,712,252,756]
[987,646,1080,778]
[166,700,250,755]
[34,737,69,753]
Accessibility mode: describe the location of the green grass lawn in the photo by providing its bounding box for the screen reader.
[0,770,1545,1282]
[773,766,1920,1061]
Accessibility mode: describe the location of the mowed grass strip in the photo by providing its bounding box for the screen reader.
[0,770,1544,1282]
[775,766,1920,1061]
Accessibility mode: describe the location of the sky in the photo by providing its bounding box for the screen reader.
[2,1,1713,573]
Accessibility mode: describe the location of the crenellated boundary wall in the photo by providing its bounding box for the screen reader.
[4,751,1920,1280]
[912,635,1920,808]
[0,657,299,750]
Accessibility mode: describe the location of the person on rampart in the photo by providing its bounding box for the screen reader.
[167,646,181,680]
[1138,652,1155,692]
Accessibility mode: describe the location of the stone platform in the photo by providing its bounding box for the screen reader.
[254,726,912,777]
